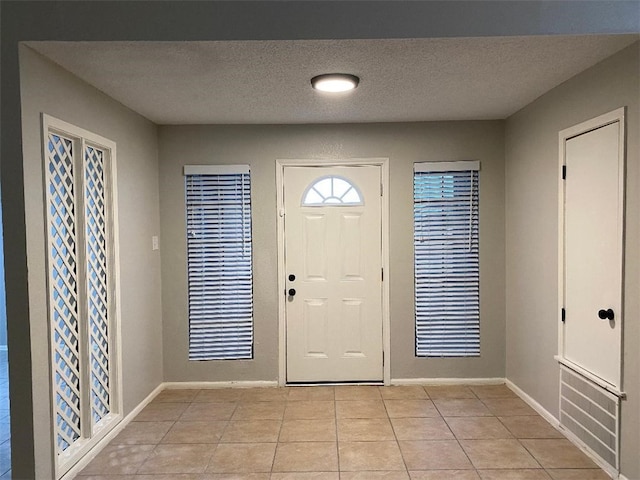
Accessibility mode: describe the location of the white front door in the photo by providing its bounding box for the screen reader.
[563,114,624,390]
[284,165,383,383]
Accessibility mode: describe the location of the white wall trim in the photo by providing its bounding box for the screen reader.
[555,355,626,398]
[506,379,619,480]
[55,378,627,480]
[392,377,506,386]
[59,380,281,479]
[59,383,163,480]
[275,158,391,386]
[414,160,480,172]
[505,379,560,428]
[183,164,249,176]
[163,380,279,390]
[561,428,619,479]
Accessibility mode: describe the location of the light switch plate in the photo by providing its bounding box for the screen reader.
[152,236,159,251]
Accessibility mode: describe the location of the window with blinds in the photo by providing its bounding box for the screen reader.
[414,161,480,357]
[184,165,254,360]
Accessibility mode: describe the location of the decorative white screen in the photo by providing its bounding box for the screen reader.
[43,116,119,478]
[47,132,82,454]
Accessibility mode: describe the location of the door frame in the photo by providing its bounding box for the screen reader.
[276,158,390,386]
[557,107,626,395]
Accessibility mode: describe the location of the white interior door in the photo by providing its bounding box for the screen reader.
[563,118,624,389]
[284,165,383,383]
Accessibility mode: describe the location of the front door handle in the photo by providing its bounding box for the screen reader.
[288,288,296,297]
[598,309,614,321]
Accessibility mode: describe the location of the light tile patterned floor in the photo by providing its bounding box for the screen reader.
[77,384,610,479]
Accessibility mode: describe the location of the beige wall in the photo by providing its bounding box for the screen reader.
[505,42,639,479]
[158,121,506,382]
[13,38,638,478]
[2,3,638,478]
[18,47,164,478]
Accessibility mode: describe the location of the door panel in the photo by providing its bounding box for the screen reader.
[303,214,327,280]
[303,299,329,357]
[564,121,623,388]
[285,165,382,383]
[340,214,364,280]
[341,299,365,356]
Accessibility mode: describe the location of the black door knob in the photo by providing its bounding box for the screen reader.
[288,274,296,282]
[598,309,614,320]
[288,288,296,297]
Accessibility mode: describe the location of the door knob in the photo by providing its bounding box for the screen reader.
[598,309,614,320]
[288,274,296,281]
[288,288,296,297]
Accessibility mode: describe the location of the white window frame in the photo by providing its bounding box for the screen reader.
[184,164,254,361]
[301,175,364,206]
[41,114,122,479]
[414,160,480,357]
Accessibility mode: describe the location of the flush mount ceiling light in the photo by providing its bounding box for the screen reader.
[311,73,360,93]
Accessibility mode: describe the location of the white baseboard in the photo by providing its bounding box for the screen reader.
[504,379,560,428]
[392,377,506,386]
[58,378,628,480]
[505,379,619,480]
[560,426,619,479]
[61,380,281,478]
[61,383,163,480]
[286,382,384,386]
[163,380,279,389]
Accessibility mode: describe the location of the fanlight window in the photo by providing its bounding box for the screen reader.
[302,176,363,206]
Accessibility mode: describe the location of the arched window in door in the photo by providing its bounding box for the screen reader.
[302,175,364,206]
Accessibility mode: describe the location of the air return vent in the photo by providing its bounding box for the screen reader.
[559,365,620,470]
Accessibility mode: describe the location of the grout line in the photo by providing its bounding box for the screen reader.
[453,423,477,472]
[517,437,545,470]
[333,398,342,478]
[270,392,287,475]
[334,392,341,474]
[384,387,410,477]
[77,385,613,478]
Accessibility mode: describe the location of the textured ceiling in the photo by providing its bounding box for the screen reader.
[29,36,638,124]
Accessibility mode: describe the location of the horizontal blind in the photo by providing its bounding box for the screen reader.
[414,163,479,357]
[185,166,253,360]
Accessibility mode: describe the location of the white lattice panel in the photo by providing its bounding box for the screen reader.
[84,146,111,427]
[46,133,82,454]
[560,365,620,470]
[43,116,121,479]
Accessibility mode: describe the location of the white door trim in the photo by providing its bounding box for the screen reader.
[557,107,626,395]
[276,158,390,386]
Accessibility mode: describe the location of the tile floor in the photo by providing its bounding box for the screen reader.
[76,384,610,480]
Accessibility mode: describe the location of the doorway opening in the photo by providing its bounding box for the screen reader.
[276,159,390,386]
[557,107,626,475]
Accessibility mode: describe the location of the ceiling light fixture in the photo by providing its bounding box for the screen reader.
[311,73,359,93]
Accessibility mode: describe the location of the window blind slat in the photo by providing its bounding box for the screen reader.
[185,171,254,360]
[414,167,480,357]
